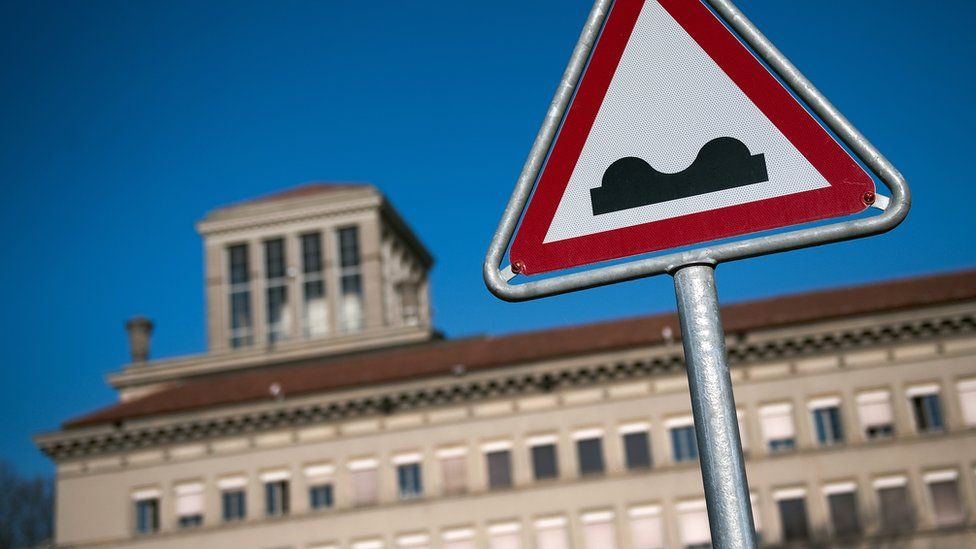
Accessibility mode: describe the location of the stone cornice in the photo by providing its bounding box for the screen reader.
[196,191,381,239]
[37,308,976,461]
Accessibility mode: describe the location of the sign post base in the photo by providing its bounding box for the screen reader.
[673,264,757,549]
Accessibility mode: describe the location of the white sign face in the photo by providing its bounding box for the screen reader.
[544,0,828,244]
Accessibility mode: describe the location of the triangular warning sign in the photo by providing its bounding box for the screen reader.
[511,0,875,275]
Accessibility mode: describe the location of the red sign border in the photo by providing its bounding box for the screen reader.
[510,0,874,276]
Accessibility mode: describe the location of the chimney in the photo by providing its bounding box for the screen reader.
[125,316,154,363]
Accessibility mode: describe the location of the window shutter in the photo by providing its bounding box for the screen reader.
[628,506,664,549]
[441,456,467,495]
[535,517,570,549]
[350,466,378,506]
[175,483,203,517]
[958,379,976,426]
[760,404,795,440]
[582,512,616,549]
[488,523,522,549]
[677,501,710,547]
[857,391,893,427]
[929,478,966,526]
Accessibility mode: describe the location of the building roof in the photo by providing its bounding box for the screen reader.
[217,182,369,209]
[65,269,976,429]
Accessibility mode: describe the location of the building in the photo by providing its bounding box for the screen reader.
[36,184,976,548]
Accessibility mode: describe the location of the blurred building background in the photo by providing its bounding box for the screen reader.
[36,185,976,548]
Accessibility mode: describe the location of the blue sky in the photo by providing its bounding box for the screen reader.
[0,0,973,476]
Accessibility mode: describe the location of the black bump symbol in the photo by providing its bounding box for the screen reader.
[590,137,769,216]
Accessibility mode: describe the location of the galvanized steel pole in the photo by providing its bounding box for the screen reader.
[673,264,756,549]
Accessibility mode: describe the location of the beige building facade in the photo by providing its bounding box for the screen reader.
[37,185,976,548]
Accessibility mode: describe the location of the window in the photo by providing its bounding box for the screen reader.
[582,510,617,549]
[874,476,914,533]
[809,397,845,446]
[628,505,664,549]
[620,423,652,470]
[442,528,476,549]
[397,280,421,326]
[337,226,364,332]
[304,463,335,510]
[218,476,247,522]
[264,238,290,343]
[437,447,467,496]
[175,482,203,528]
[488,522,522,549]
[396,533,430,549]
[349,458,379,506]
[575,429,605,475]
[774,488,810,542]
[263,473,290,517]
[227,244,253,348]
[308,484,333,510]
[957,378,976,427]
[301,233,329,338]
[925,470,965,526]
[824,482,860,537]
[908,384,944,432]
[668,417,699,462]
[857,390,895,439]
[528,435,559,480]
[760,403,796,452]
[395,453,423,499]
[484,442,513,489]
[677,499,710,549]
[534,516,570,549]
[133,489,160,535]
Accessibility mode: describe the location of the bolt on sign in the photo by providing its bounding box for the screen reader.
[483,1,909,548]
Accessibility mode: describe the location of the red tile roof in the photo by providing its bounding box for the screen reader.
[65,269,976,429]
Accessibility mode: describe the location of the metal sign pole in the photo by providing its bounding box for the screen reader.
[673,263,756,549]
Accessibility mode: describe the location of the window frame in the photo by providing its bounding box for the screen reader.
[217,475,247,523]
[773,487,811,543]
[666,417,699,463]
[132,489,161,535]
[437,446,468,496]
[856,390,895,440]
[619,422,652,470]
[527,434,560,481]
[225,243,254,348]
[482,441,514,490]
[759,402,796,453]
[348,457,380,507]
[873,475,915,533]
[808,397,845,447]
[907,384,945,433]
[174,482,204,529]
[823,482,861,538]
[958,378,976,427]
[300,231,329,338]
[394,453,424,500]
[573,428,606,476]
[627,505,664,549]
[923,470,966,527]
[335,225,365,333]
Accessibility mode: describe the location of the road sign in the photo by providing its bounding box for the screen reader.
[511,0,875,275]
[484,0,907,301]
[484,1,910,548]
